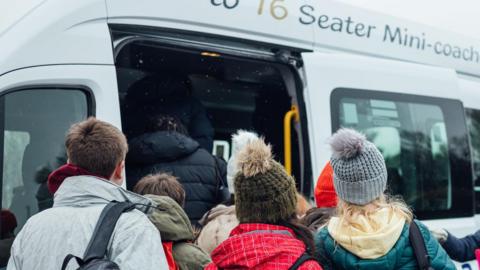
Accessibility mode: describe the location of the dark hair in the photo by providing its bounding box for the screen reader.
[278,216,316,254]
[133,173,186,207]
[145,114,188,135]
[66,117,128,178]
[1,209,17,239]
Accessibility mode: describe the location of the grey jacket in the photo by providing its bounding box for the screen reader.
[7,176,168,270]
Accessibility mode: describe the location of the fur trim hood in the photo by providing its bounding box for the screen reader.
[227,130,259,194]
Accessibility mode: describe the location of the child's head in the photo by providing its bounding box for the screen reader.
[133,173,186,207]
[0,209,17,239]
[329,128,389,206]
[328,128,412,225]
[234,138,297,224]
[65,117,128,185]
[146,114,188,135]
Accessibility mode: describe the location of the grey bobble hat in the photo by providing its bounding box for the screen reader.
[329,128,387,205]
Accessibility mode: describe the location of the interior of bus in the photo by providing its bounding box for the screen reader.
[113,37,310,193]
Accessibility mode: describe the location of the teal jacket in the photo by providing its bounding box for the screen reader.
[315,220,455,270]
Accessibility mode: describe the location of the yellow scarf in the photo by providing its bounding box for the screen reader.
[328,208,406,259]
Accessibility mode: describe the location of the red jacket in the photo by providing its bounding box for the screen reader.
[205,223,322,270]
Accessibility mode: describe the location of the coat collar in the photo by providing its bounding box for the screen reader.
[230,223,296,237]
[53,175,153,214]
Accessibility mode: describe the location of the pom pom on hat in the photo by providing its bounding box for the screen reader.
[236,138,272,177]
[231,130,260,154]
[330,128,366,159]
[227,130,260,194]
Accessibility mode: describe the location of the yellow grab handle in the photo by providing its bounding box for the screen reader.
[284,105,300,175]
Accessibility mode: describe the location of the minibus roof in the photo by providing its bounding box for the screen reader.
[1,0,480,77]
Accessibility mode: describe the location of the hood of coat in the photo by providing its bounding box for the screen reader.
[53,175,153,214]
[128,131,200,164]
[209,223,307,269]
[144,194,194,242]
[196,204,239,255]
[327,208,406,259]
[198,204,236,226]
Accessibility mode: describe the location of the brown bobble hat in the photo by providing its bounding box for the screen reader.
[234,138,297,223]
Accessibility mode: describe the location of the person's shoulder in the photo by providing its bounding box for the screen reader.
[112,209,160,243]
[188,147,221,167]
[314,225,332,253]
[315,225,330,238]
[10,207,68,248]
[116,209,152,229]
[19,207,65,231]
[411,219,432,240]
[173,242,211,268]
[192,147,213,158]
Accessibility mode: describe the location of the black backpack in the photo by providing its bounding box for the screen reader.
[409,221,435,270]
[61,201,135,270]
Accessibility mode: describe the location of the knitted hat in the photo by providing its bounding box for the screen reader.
[329,128,387,205]
[234,138,297,223]
[314,162,338,208]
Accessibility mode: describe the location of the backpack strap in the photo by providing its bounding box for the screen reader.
[213,156,230,204]
[289,252,315,270]
[61,254,84,270]
[409,221,433,270]
[82,201,135,263]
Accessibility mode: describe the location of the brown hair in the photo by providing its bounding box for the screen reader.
[145,114,188,135]
[65,117,128,178]
[296,192,313,218]
[133,173,186,207]
[278,215,316,254]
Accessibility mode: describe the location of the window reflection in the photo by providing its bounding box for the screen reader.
[1,89,88,232]
[339,97,451,212]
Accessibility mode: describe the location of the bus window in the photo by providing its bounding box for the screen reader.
[1,88,90,232]
[114,38,309,192]
[332,88,473,220]
[465,108,480,213]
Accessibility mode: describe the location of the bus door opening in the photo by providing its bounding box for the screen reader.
[113,36,311,194]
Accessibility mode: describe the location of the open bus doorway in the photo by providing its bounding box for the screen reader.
[114,37,311,195]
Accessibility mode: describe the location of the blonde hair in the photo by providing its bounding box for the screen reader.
[335,194,413,230]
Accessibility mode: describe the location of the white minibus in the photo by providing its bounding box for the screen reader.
[1,1,480,268]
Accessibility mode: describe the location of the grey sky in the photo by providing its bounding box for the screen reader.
[338,0,480,40]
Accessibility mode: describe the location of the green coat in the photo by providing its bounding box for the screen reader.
[146,195,211,269]
[314,220,455,270]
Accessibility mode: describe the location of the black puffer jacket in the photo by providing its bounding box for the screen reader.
[127,131,227,225]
